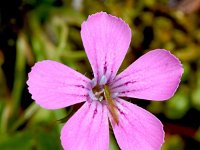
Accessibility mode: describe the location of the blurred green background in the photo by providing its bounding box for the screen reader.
[0,0,200,149]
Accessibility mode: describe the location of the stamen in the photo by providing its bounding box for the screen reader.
[88,90,98,101]
[91,78,97,88]
[99,75,107,85]
[98,96,103,101]
[94,89,104,96]
[88,78,119,122]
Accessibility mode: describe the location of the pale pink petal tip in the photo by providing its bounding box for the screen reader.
[111,49,183,101]
[81,12,132,83]
[27,60,90,109]
[61,102,109,150]
[111,99,164,150]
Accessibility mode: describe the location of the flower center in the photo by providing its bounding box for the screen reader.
[88,76,118,102]
[88,76,119,124]
[91,85,105,101]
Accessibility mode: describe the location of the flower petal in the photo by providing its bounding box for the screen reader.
[61,101,109,150]
[81,12,131,83]
[110,98,164,150]
[111,49,183,100]
[27,60,90,109]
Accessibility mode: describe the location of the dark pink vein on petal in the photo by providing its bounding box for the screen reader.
[111,81,137,90]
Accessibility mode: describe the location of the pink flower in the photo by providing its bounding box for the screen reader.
[27,12,183,150]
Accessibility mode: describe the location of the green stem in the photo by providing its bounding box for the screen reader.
[10,32,26,122]
[0,59,10,134]
[10,103,40,132]
[0,101,11,134]
[55,18,68,61]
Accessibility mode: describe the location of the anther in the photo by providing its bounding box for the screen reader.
[99,75,107,85]
[91,78,97,88]
[94,89,104,96]
[98,96,103,101]
[88,90,98,101]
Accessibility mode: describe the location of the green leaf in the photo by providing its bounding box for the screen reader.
[164,87,190,119]
[162,135,184,150]
[0,131,33,150]
[109,132,120,150]
[32,125,62,150]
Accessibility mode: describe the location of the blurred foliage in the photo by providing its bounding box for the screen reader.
[0,0,200,149]
[162,134,185,150]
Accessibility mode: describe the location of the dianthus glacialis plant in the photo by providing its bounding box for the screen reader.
[27,12,183,150]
